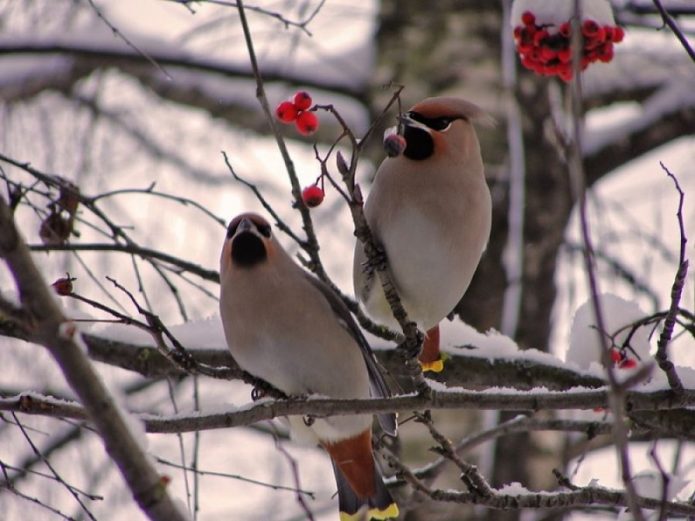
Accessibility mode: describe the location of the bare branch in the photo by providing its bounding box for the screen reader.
[0,195,189,521]
[654,163,688,392]
[651,0,695,62]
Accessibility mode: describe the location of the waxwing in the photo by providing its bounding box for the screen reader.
[220,212,398,521]
[353,97,492,372]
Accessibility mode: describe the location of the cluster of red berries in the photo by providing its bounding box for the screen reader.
[609,347,637,369]
[514,11,624,82]
[275,91,319,136]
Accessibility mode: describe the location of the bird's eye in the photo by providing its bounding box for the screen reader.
[226,217,241,238]
[407,112,454,132]
[429,117,453,131]
[256,222,271,238]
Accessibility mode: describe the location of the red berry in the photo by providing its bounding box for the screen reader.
[514,26,523,39]
[559,22,571,38]
[52,276,75,296]
[594,27,607,43]
[302,185,324,208]
[521,11,535,26]
[295,111,319,135]
[619,358,637,369]
[276,101,298,123]
[598,44,614,63]
[558,65,573,82]
[521,55,536,70]
[293,91,313,111]
[609,348,622,363]
[582,19,599,38]
[384,133,407,157]
[540,46,556,62]
[518,40,533,54]
[558,48,572,63]
[533,29,549,46]
[612,26,625,43]
[604,26,614,41]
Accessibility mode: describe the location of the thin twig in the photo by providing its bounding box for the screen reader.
[155,456,315,496]
[654,162,688,392]
[651,0,695,62]
[568,3,643,518]
[12,413,98,520]
[85,0,172,78]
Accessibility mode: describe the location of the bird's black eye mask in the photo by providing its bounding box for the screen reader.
[406,111,462,132]
[226,216,272,239]
[231,233,267,267]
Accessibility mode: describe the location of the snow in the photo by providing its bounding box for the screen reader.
[567,293,651,369]
[510,0,615,29]
[91,315,227,350]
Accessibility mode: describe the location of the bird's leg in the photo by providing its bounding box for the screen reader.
[398,327,424,360]
[244,371,287,401]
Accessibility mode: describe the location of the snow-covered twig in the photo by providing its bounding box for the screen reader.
[6,386,695,433]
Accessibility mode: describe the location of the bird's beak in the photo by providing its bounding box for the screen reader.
[398,113,429,133]
[237,217,254,234]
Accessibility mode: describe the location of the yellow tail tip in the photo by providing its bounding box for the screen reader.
[420,353,448,373]
[340,502,399,520]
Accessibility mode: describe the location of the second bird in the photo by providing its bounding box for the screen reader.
[353,96,492,372]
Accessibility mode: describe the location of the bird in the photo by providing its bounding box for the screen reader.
[219,212,399,521]
[353,96,492,373]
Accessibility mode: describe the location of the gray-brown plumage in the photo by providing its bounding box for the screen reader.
[219,212,398,520]
[353,97,492,372]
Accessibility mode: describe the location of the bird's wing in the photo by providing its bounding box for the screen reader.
[303,272,397,436]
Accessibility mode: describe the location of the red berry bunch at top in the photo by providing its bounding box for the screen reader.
[275,91,319,136]
[511,0,624,82]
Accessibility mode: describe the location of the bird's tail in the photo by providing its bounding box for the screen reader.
[324,430,398,520]
[331,459,398,521]
[419,324,445,373]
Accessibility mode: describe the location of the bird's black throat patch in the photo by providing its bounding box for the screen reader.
[403,125,434,161]
[231,232,267,267]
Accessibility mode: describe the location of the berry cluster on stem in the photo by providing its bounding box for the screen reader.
[513,11,624,82]
[275,91,319,135]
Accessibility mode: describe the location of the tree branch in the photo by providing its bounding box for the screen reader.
[0,195,189,521]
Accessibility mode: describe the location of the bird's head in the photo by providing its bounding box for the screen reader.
[397,97,492,161]
[221,212,276,273]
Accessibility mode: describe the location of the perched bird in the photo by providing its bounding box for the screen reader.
[219,212,399,521]
[353,97,492,372]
